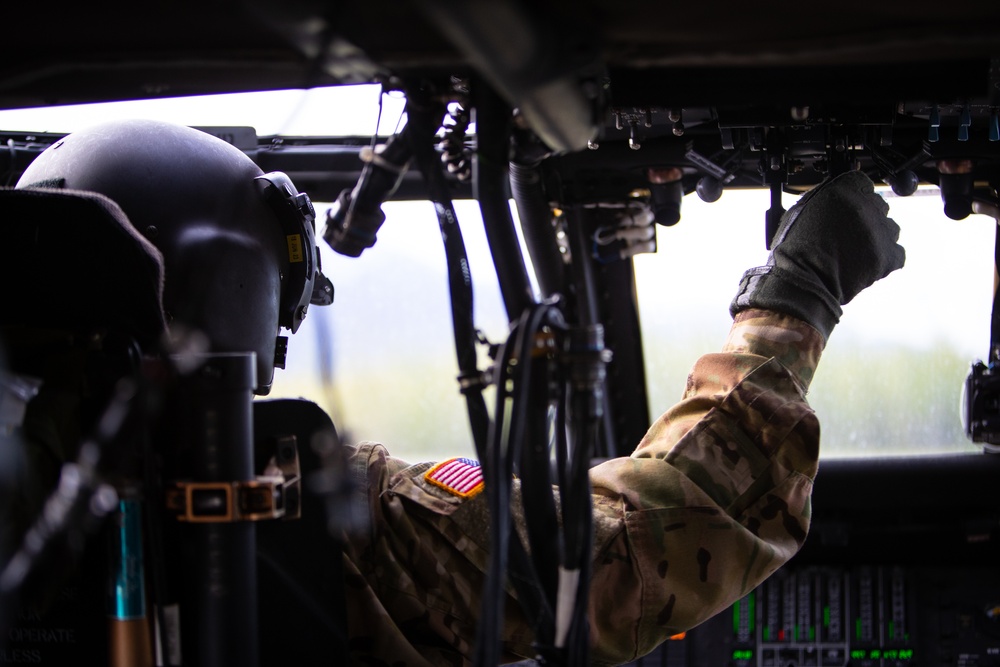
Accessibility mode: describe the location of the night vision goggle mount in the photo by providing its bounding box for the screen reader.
[255,171,335,333]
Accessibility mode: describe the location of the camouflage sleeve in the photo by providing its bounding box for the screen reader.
[586,308,825,662]
[346,308,825,666]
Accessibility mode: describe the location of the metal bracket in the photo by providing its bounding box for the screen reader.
[165,435,302,523]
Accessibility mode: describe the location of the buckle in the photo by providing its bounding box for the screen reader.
[165,435,302,523]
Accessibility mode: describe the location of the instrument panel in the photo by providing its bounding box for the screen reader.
[627,454,1000,667]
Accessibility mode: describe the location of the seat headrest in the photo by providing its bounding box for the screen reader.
[0,187,166,351]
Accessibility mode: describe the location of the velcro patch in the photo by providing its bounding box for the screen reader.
[424,457,484,498]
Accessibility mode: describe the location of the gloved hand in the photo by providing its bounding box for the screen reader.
[730,170,906,339]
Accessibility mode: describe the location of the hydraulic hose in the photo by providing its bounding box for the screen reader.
[403,92,491,461]
[510,160,566,299]
[472,82,536,321]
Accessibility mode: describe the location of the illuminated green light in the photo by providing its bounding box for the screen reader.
[848,647,914,661]
[823,606,830,627]
[855,618,862,640]
[889,621,894,638]
[733,650,754,661]
[763,627,770,642]
[809,626,815,641]
[732,595,756,635]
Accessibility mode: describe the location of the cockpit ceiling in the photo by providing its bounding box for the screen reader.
[3,1,999,110]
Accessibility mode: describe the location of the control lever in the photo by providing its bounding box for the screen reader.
[765,180,785,250]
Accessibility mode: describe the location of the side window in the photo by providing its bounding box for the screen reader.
[276,185,993,462]
[635,186,993,458]
[270,200,510,463]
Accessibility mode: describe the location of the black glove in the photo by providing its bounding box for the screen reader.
[730,171,906,339]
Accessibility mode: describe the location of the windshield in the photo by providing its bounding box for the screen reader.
[0,85,990,462]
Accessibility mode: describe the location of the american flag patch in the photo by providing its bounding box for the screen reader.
[424,457,484,498]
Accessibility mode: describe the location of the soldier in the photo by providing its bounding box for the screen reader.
[342,167,904,665]
[4,119,904,665]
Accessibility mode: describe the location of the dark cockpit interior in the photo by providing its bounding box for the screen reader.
[2,3,1000,665]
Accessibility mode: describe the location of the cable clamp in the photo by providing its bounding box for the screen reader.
[165,477,291,523]
[359,145,412,175]
[165,436,302,523]
[457,368,492,394]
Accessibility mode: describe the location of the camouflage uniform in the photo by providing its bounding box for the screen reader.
[342,308,825,666]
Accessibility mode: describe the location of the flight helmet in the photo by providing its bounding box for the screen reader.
[16,118,333,394]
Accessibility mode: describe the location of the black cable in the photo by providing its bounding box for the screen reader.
[991,217,1000,355]
[403,91,492,461]
[474,320,519,667]
[514,303,566,660]
[551,323,608,666]
[510,160,565,300]
[518,354,560,619]
[565,206,617,458]
[471,302,547,666]
[438,101,472,183]
[560,204,611,648]
[404,82,592,665]
[472,79,536,321]
[401,87,546,666]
